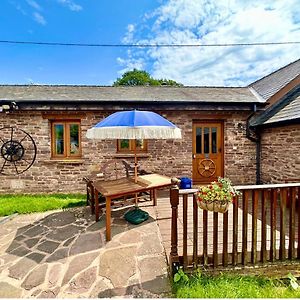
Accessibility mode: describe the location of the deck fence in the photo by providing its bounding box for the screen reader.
[169,183,300,273]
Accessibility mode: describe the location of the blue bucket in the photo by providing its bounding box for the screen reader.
[180,177,192,189]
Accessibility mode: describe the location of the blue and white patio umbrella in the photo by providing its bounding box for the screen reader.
[86,110,181,140]
[86,110,182,181]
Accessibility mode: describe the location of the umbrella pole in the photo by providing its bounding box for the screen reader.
[134,139,138,183]
[134,139,138,208]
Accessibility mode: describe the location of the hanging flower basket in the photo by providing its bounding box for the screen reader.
[197,199,231,213]
[196,177,240,214]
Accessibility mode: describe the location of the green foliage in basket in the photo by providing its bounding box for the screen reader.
[197,177,240,205]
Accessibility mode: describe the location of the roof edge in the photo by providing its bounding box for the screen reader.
[248,87,266,103]
[0,84,248,89]
[250,84,300,127]
[249,58,300,87]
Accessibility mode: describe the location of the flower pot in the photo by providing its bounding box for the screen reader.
[197,200,231,213]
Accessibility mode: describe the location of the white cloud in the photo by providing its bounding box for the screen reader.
[122,24,136,44]
[57,0,82,12]
[119,0,300,86]
[9,1,27,15]
[127,24,135,33]
[33,12,46,25]
[117,55,145,76]
[26,0,41,11]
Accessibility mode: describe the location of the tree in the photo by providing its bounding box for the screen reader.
[113,69,183,86]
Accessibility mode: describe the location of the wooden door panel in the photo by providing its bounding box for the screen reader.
[192,122,223,183]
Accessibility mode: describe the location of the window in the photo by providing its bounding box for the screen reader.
[51,121,81,159]
[117,139,147,153]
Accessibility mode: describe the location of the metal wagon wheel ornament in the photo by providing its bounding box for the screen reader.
[0,127,37,175]
[198,159,216,177]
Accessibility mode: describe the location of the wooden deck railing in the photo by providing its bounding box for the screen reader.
[169,183,300,273]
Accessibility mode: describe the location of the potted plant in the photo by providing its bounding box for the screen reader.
[197,177,240,213]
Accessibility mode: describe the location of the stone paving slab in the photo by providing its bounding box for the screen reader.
[0,203,171,298]
[0,213,18,225]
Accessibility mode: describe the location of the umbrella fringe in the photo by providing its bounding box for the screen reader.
[86,126,182,140]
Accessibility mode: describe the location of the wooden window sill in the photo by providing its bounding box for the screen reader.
[43,159,85,164]
[112,153,150,159]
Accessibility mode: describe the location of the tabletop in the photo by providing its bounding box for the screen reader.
[92,173,172,198]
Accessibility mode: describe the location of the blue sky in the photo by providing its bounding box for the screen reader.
[0,0,299,86]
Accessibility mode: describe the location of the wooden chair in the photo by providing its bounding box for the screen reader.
[83,159,152,215]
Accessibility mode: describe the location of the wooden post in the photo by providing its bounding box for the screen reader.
[232,195,238,266]
[261,189,268,263]
[289,187,296,259]
[222,211,228,267]
[242,190,249,265]
[193,193,198,269]
[270,189,277,262]
[203,209,208,266]
[279,188,287,260]
[213,212,218,268]
[251,190,258,264]
[183,194,188,270]
[170,178,180,274]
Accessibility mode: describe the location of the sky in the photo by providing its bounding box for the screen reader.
[0,0,299,86]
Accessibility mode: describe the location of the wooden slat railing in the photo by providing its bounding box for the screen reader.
[169,182,300,273]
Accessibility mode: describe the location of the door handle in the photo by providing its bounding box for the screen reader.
[192,154,196,159]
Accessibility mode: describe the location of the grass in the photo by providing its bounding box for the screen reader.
[0,193,86,216]
[173,271,300,298]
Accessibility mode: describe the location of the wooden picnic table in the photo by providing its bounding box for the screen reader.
[92,173,173,241]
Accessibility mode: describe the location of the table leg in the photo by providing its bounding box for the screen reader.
[91,184,95,215]
[153,189,157,206]
[86,183,89,206]
[106,197,112,241]
[95,189,99,222]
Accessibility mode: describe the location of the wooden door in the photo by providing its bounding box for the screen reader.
[192,122,224,183]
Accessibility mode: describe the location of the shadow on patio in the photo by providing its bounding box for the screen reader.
[0,204,171,298]
[6,205,156,264]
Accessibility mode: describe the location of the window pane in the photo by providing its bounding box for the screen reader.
[212,127,217,153]
[196,127,202,153]
[120,139,130,150]
[70,124,80,155]
[204,127,210,154]
[135,139,145,150]
[54,124,64,155]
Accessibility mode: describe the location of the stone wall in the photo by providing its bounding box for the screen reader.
[0,109,257,193]
[261,124,300,183]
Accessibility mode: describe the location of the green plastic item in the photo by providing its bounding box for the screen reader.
[124,208,149,225]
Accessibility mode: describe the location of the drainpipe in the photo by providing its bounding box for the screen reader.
[246,104,261,184]
[256,134,261,184]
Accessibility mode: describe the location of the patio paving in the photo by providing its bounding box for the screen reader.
[0,203,171,298]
